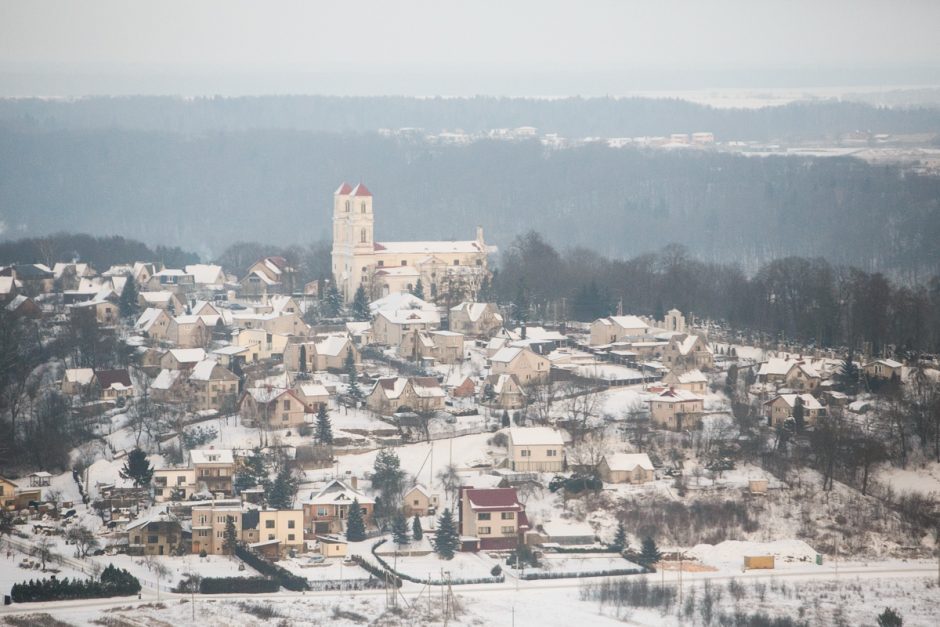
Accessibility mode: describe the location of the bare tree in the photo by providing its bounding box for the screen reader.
[66,524,100,558]
[563,383,601,444]
[436,464,461,506]
[32,536,55,571]
[568,430,610,472]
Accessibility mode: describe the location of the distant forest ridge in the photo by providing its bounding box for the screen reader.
[2,130,939,278]
[2,95,940,140]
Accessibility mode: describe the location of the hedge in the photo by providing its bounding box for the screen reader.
[519,567,645,581]
[548,546,618,554]
[234,545,309,591]
[11,564,140,603]
[350,553,402,588]
[199,577,280,594]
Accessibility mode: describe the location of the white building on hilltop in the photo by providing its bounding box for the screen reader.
[330,182,495,302]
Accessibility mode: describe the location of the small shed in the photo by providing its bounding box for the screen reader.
[317,535,348,558]
[744,555,774,570]
[29,472,52,487]
[748,479,768,495]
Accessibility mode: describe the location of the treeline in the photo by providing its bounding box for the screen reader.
[3,130,940,276]
[3,96,940,141]
[10,565,140,602]
[494,232,940,355]
[0,233,199,271]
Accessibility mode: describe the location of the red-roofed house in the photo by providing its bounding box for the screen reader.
[458,486,529,551]
[95,369,134,401]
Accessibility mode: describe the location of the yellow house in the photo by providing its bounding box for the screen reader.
[662,334,714,371]
[589,315,650,346]
[126,511,182,556]
[240,388,307,429]
[136,307,173,342]
[317,535,348,558]
[234,327,290,362]
[489,346,551,383]
[153,468,197,502]
[763,393,825,428]
[190,449,235,496]
[598,453,655,484]
[507,427,565,472]
[168,315,209,348]
[366,376,446,415]
[257,509,304,555]
[863,359,903,381]
[661,369,708,394]
[647,388,705,430]
[403,484,440,516]
[449,302,504,337]
[757,358,821,392]
[186,360,239,412]
[372,309,441,346]
[61,368,96,396]
[480,373,527,409]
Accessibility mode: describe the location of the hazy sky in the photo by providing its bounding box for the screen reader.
[2,0,939,96]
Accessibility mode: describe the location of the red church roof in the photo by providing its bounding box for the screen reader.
[351,183,372,197]
[335,182,352,195]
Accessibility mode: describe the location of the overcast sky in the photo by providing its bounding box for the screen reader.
[2,0,939,96]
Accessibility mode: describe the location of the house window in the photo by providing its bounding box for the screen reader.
[453,259,459,266]
[317,507,328,516]
[147,535,158,544]
[478,513,491,520]
[478,526,491,535]
[378,260,384,267]
[266,520,275,529]
[476,259,483,266]
[501,512,514,520]
[401,260,407,266]
[288,520,296,529]
[413,500,419,506]
[282,413,289,422]
[501,526,514,535]
[288,533,295,541]
[547,449,557,457]
[268,534,275,540]
[520,450,530,457]
[283,400,291,410]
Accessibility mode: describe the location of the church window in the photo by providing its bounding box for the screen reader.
[361,202,367,213]
[431,284,437,298]
[476,259,483,266]
[378,260,384,267]
[401,260,407,266]
[453,259,459,266]
[360,228,367,243]
[345,200,350,212]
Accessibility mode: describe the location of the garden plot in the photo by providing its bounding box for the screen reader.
[520,553,642,576]
[383,550,500,583]
[688,539,820,571]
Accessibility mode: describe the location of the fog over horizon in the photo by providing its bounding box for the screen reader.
[2,0,940,97]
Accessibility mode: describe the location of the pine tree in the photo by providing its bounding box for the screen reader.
[345,350,362,400]
[119,273,139,319]
[877,607,903,627]
[792,396,806,431]
[433,508,459,560]
[315,404,333,445]
[638,536,662,569]
[501,410,510,427]
[392,511,410,545]
[412,514,423,541]
[514,279,529,327]
[222,515,238,554]
[610,521,627,553]
[266,467,297,510]
[412,279,425,300]
[345,498,366,541]
[837,353,860,394]
[352,285,371,321]
[323,280,343,318]
[120,448,153,487]
[372,449,405,522]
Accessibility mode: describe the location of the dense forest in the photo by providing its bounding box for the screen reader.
[0,234,198,272]
[493,233,940,356]
[2,96,940,140]
[2,129,940,277]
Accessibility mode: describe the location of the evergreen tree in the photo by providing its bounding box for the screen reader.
[837,353,861,394]
[877,607,903,627]
[725,363,738,396]
[638,536,663,569]
[315,404,334,445]
[352,285,371,321]
[119,273,139,319]
[411,514,423,541]
[298,344,308,374]
[266,466,297,510]
[222,515,238,554]
[792,396,806,431]
[514,279,529,327]
[433,508,459,560]
[119,448,153,488]
[411,278,425,300]
[392,511,410,545]
[345,350,362,400]
[501,410,510,427]
[372,449,405,522]
[610,521,627,553]
[345,498,366,541]
[477,274,493,302]
[323,280,343,318]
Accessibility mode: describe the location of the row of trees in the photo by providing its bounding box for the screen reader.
[10,565,140,602]
[495,232,940,355]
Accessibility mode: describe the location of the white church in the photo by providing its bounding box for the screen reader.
[330,182,496,302]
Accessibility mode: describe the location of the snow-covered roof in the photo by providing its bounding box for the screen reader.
[603,452,654,472]
[151,369,182,390]
[0,277,16,295]
[246,386,294,404]
[135,307,166,331]
[758,358,819,378]
[768,393,823,410]
[868,358,902,369]
[153,269,190,278]
[376,309,440,325]
[512,326,566,342]
[672,334,704,356]
[652,388,704,403]
[369,291,436,313]
[168,348,207,364]
[598,315,648,330]
[489,346,525,363]
[374,240,488,255]
[315,335,350,357]
[140,292,174,304]
[189,359,221,382]
[173,314,203,325]
[668,369,707,384]
[508,427,564,446]
[374,376,444,399]
[185,264,224,285]
[212,345,249,356]
[189,449,234,465]
[297,383,329,398]
[451,302,499,323]
[306,479,374,506]
[64,368,95,385]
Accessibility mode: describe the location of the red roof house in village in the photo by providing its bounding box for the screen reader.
[457,486,529,551]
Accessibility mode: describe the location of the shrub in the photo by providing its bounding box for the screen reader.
[199,549,207,558]
[199,577,279,594]
[234,545,309,591]
[490,564,502,577]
